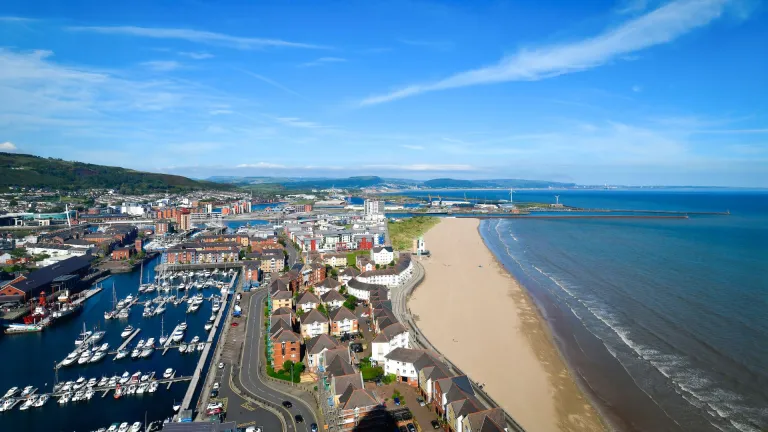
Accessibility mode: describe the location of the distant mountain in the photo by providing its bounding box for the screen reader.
[1,152,233,193]
[423,178,576,189]
[207,175,576,190]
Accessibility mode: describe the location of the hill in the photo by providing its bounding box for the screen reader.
[423,178,576,189]
[0,152,233,194]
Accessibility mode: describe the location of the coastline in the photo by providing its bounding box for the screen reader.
[408,218,605,432]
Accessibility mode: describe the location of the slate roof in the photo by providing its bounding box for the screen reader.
[347,278,387,292]
[372,322,407,343]
[372,246,393,253]
[302,308,329,325]
[272,328,301,343]
[8,255,93,294]
[296,291,321,306]
[330,306,357,322]
[271,290,293,300]
[270,318,292,336]
[340,387,378,410]
[384,347,428,364]
[332,373,363,397]
[466,408,506,432]
[321,289,345,303]
[325,354,355,377]
[317,277,342,289]
[273,307,294,317]
[339,267,360,277]
[306,334,339,355]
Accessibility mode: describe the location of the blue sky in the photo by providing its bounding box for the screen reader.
[1,0,766,186]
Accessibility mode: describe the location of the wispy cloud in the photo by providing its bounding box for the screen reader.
[178,51,214,60]
[0,16,34,22]
[237,69,303,98]
[632,85,642,92]
[693,128,768,134]
[67,26,327,50]
[209,109,233,115]
[299,57,347,67]
[273,117,322,129]
[141,60,182,72]
[401,144,424,150]
[616,0,650,15]
[0,141,18,151]
[236,162,286,169]
[399,39,454,52]
[361,0,739,106]
[364,164,477,171]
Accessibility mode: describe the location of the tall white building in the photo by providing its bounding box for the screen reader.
[364,199,381,215]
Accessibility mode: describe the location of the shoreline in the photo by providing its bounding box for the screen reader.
[408,218,605,432]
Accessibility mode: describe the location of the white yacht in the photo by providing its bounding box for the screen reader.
[186,302,200,313]
[58,392,71,404]
[98,342,110,352]
[171,330,184,343]
[108,376,118,387]
[78,351,93,364]
[118,309,130,319]
[197,342,205,351]
[145,337,155,347]
[140,347,153,358]
[163,368,174,379]
[204,322,214,332]
[154,302,166,315]
[0,399,15,411]
[19,396,36,410]
[107,424,119,432]
[118,422,130,432]
[75,330,92,346]
[34,394,49,407]
[20,386,35,396]
[119,372,130,384]
[3,387,19,398]
[90,350,106,363]
[73,377,86,389]
[98,377,109,387]
[190,336,200,344]
[61,351,79,366]
[85,389,95,400]
[131,348,141,359]
[136,339,145,349]
[148,381,158,393]
[130,422,142,432]
[91,331,106,343]
[115,349,129,360]
[178,321,188,331]
[136,383,148,394]
[121,326,134,338]
[178,343,187,353]
[86,378,98,387]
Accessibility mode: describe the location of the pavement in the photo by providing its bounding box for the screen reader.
[239,289,321,432]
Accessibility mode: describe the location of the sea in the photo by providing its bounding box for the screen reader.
[391,189,768,432]
[0,255,233,432]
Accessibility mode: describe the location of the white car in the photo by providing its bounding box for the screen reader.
[218,362,224,369]
[207,402,223,410]
[213,382,220,390]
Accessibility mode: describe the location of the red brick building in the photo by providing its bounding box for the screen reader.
[155,222,169,235]
[357,236,373,250]
[270,328,301,368]
[111,246,132,260]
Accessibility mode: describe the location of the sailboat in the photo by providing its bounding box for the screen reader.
[104,283,118,320]
[158,316,168,346]
[138,262,146,293]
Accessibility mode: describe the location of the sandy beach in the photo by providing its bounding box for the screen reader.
[408,218,605,432]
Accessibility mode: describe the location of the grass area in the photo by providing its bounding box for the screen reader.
[346,250,369,266]
[266,361,305,383]
[359,358,384,381]
[388,216,439,251]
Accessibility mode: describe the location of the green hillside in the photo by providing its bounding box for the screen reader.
[0,152,233,194]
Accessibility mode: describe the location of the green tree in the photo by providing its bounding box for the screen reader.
[317,303,329,317]
[10,248,26,259]
[343,295,358,311]
[382,373,396,385]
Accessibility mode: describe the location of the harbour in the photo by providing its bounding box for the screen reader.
[0,255,239,431]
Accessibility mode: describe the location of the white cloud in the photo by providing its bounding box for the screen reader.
[238,69,304,98]
[0,141,18,151]
[236,162,286,169]
[178,51,214,60]
[141,60,182,72]
[209,109,233,115]
[398,39,454,51]
[68,26,326,50]
[364,164,477,171]
[401,144,424,150]
[632,85,642,92]
[274,117,322,129]
[299,57,347,67]
[361,0,738,105]
[616,0,650,15]
[0,16,34,22]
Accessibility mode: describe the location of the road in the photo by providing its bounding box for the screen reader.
[239,289,319,432]
[284,239,300,266]
[216,364,283,432]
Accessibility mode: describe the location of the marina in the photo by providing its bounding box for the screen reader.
[0,256,239,431]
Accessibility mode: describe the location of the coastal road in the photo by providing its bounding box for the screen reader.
[240,289,319,432]
[284,239,300,266]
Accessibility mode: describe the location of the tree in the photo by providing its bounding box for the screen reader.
[343,295,358,311]
[10,248,26,259]
[247,244,252,253]
[317,303,329,317]
[339,285,346,295]
[382,373,397,385]
[375,264,380,270]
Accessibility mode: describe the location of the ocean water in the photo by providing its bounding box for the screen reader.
[0,256,232,431]
[469,190,768,432]
[388,189,767,431]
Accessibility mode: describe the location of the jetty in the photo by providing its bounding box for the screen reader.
[72,286,103,306]
[180,274,235,411]
[116,328,141,352]
[162,323,183,355]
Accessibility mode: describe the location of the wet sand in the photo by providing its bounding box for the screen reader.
[408,218,605,432]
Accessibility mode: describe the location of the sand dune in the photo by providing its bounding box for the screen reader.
[408,218,605,432]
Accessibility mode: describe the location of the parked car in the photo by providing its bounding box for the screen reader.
[231,322,239,327]
[417,396,426,406]
[399,426,408,432]
[431,420,440,429]
[310,424,318,432]
[295,414,304,423]
[282,400,292,408]
[407,423,416,432]
[213,382,220,390]
[210,389,219,398]
[218,362,225,369]
[394,397,401,406]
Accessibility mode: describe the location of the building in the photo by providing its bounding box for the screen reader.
[371,246,394,266]
[0,255,93,302]
[329,306,358,337]
[383,347,426,386]
[179,213,192,231]
[314,277,342,296]
[300,308,329,338]
[338,267,360,285]
[330,372,386,431]
[243,260,261,286]
[323,252,348,268]
[321,289,346,310]
[346,279,387,302]
[464,408,507,432]
[305,333,341,373]
[296,291,321,313]
[371,322,410,364]
[363,200,381,216]
[270,328,302,368]
[271,289,293,311]
[155,222,170,235]
[111,246,133,260]
[356,255,374,272]
[356,254,413,288]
